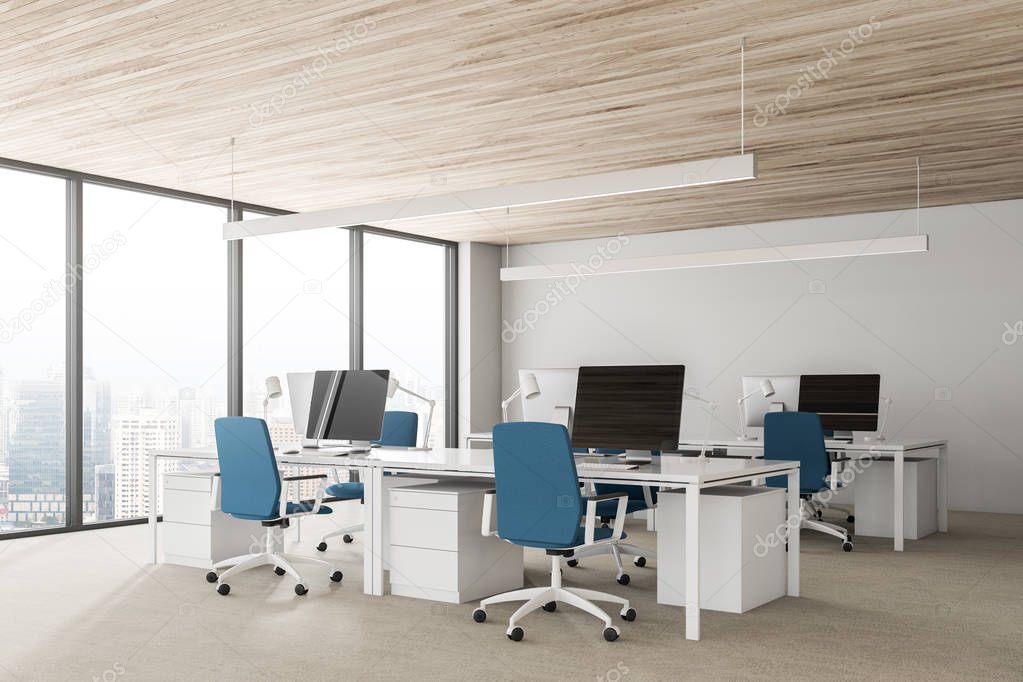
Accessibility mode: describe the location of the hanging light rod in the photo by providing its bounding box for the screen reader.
[499,235,928,281]
[223,153,756,240]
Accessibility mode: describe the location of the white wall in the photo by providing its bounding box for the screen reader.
[500,199,1023,514]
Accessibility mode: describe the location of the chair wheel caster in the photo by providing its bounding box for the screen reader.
[472,609,487,623]
[295,584,308,595]
[617,574,630,585]
[274,566,286,576]
[542,601,557,612]
[847,515,855,523]
[507,626,524,641]
[330,570,343,583]
[316,542,327,552]
[205,571,218,583]
[603,626,620,642]
[633,556,646,567]
[342,534,354,544]
[843,541,854,552]
[621,608,636,622]
[216,583,230,596]
[566,559,578,567]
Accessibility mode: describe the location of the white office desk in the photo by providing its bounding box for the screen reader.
[677,437,949,552]
[348,447,801,641]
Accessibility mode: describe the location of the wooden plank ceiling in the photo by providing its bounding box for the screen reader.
[1,0,1020,244]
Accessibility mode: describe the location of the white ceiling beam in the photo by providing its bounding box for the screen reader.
[499,234,929,281]
[223,153,756,240]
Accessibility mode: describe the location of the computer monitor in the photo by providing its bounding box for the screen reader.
[571,365,686,452]
[798,374,881,434]
[307,370,390,444]
[741,375,800,427]
[286,372,316,445]
[519,368,579,429]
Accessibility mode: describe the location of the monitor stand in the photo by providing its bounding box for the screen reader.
[624,449,653,464]
[830,430,854,443]
[347,440,372,454]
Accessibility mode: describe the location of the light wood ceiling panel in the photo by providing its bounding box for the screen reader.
[0,0,1020,244]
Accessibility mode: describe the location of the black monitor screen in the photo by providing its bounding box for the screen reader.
[797,374,880,431]
[307,370,390,441]
[571,365,685,451]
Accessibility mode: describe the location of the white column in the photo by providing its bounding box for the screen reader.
[458,242,503,442]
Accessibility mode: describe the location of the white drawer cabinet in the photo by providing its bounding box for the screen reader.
[388,481,523,603]
[160,472,261,569]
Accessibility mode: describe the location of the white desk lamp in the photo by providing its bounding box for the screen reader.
[737,378,775,441]
[500,372,540,422]
[864,396,892,442]
[263,376,283,421]
[684,389,719,459]
[387,377,437,449]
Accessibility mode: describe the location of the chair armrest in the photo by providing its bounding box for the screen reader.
[280,474,327,518]
[211,474,220,512]
[641,485,655,509]
[481,490,497,537]
[583,492,628,545]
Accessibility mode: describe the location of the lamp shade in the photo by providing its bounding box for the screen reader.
[265,376,283,400]
[387,376,400,399]
[521,373,540,400]
[759,378,775,398]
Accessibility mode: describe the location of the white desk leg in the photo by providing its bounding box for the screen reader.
[647,508,656,531]
[149,453,159,564]
[937,444,949,533]
[362,467,385,596]
[684,483,700,641]
[894,450,905,551]
[787,468,800,596]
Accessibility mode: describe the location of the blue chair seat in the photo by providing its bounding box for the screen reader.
[594,498,649,517]
[325,482,364,501]
[506,525,627,550]
[286,501,333,515]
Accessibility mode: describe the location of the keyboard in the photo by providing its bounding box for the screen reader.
[576,462,638,471]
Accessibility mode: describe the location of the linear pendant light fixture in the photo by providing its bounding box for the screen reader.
[224,39,756,240]
[499,235,928,281]
[501,157,930,281]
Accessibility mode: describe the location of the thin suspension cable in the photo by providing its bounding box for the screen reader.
[740,36,746,155]
[505,207,510,267]
[230,137,236,218]
[916,157,924,235]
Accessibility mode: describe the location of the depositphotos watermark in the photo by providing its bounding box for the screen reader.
[248,17,377,127]
[0,231,127,344]
[752,453,875,557]
[501,233,630,343]
[754,17,881,128]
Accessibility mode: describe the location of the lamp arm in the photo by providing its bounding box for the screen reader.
[393,384,436,448]
[500,387,522,422]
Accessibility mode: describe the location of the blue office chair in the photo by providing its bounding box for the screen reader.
[764,411,854,551]
[568,448,657,584]
[207,417,343,596]
[472,422,636,642]
[315,411,419,552]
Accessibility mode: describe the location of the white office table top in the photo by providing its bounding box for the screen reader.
[677,437,947,452]
[349,447,799,486]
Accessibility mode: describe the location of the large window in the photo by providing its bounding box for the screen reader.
[83,185,227,523]
[242,219,350,447]
[0,169,67,533]
[363,233,448,447]
[0,157,455,540]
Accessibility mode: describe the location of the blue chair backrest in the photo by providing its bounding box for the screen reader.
[492,422,583,547]
[764,412,830,492]
[375,410,419,447]
[214,417,282,519]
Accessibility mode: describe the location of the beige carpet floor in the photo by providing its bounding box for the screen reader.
[0,510,1021,681]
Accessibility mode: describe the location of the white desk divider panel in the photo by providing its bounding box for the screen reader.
[161,472,261,569]
[854,458,938,540]
[388,480,524,603]
[657,486,786,614]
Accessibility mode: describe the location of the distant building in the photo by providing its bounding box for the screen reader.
[113,412,179,519]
